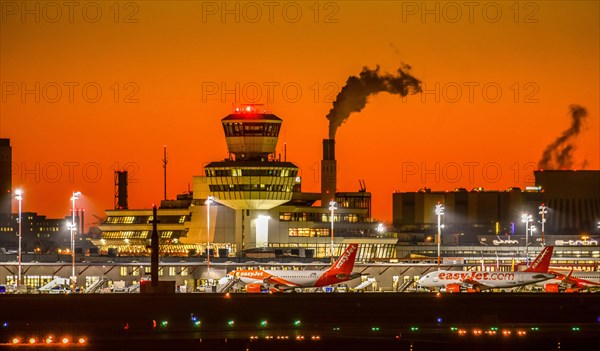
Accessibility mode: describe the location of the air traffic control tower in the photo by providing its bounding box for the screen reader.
[193,106,300,253]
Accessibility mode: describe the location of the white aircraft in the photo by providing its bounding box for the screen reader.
[227,244,360,293]
[537,268,600,292]
[418,246,555,292]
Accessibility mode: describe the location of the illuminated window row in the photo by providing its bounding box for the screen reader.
[223,122,281,137]
[206,168,298,177]
[102,231,150,239]
[288,228,330,237]
[280,212,359,223]
[209,184,292,192]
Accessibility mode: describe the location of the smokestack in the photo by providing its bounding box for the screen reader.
[538,105,588,170]
[321,139,337,205]
[115,171,129,209]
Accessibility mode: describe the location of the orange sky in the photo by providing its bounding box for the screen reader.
[1,1,598,226]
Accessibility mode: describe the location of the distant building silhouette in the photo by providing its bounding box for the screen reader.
[535,170,600,234]
[0,139,11,226]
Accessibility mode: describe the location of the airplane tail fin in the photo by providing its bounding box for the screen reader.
[327,244,358,275]
[524,246,554,273]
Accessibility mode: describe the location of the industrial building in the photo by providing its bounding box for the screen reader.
[392,170,600,241]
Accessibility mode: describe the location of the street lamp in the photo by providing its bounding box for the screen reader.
[70,191,81,285]
[15,189,23,287]
[538,204,547,246]
[521,213,533,266]
[205,196,214,270]
[435,202,445,269]
[329,200,337,261]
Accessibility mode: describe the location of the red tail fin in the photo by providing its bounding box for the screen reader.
[328,244,358,275]
[524,246,554,273]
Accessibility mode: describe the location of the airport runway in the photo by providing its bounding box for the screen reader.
[1,293,599,350]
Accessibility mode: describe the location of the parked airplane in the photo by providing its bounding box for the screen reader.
[417,246,555,292]
[228,244,360,293]
[539,268,600,292]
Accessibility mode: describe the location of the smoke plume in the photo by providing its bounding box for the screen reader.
[538,105,588,170]
[326,65,421,139]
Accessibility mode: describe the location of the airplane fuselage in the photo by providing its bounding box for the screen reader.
[419,270,555,289]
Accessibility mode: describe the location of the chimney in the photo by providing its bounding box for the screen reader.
[321,139,337,206]
[115,171,129,209]
[80,209,85,236]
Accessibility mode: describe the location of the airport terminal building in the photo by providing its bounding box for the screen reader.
[91,107,393,261]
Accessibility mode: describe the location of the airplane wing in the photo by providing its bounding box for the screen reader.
[262,276,300,288]
[460,278,490,291]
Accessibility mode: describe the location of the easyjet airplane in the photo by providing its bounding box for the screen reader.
[228,244,360,293]
[417,246,555,292]
[537,268,600,292]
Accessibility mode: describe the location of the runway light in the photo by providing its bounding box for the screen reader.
[227,320,235,327]
[260,320,268,327]
[2,322,7,327]
[517,330,527,336]
[293,320,301,326]
[502,329,511,336]
[12,337,20,344]
[194,321,201,327]
[28,337,37,344]
[62,337,70,344]
[490,327,498,331]
[410,326,419,331]
[458,329,467,336]
[78,337,87,344]
[571,326,580,331]
[160,320,168,327]
[530,327,539,331]
[436,317,443,323]
[450,327,458,331]
[472,329,482,336]
[332,327,340,331]
[371,327,380,331]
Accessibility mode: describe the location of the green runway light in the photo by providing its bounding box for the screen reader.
[227,320,235,327]
[410,327,419,332]
[530,327,539,331]
[490,327,498,331]
[371,327,380,331]
[571,326,580,331]
[160,320,168,327]
[194,321,201,327]
[260,320,268,327]
[450,327,458,331]
[293,320,301,327]
[333,327,340,331]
